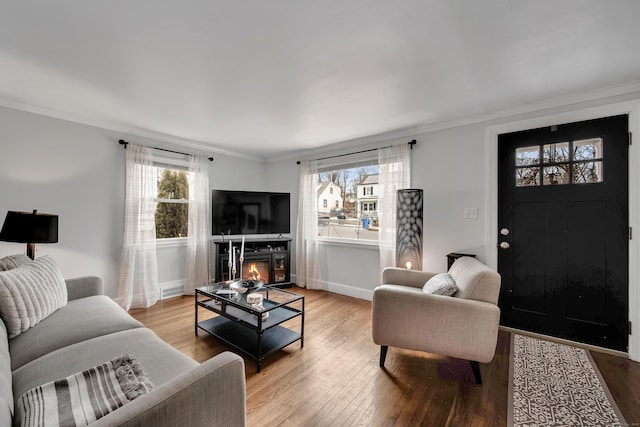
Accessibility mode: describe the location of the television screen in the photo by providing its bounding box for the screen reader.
[212,190,290,235]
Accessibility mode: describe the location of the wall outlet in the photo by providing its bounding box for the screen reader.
[464,208,479,219]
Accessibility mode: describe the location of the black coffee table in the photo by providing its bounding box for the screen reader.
[195,283,304,372]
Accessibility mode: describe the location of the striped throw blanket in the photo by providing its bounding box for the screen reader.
[18,354,154,427]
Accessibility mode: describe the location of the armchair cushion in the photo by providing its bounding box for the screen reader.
[423,273,457,296]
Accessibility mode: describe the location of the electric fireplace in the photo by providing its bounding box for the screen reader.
[213,238,291,287]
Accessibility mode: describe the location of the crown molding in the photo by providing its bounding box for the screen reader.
[0,97,265,162]
[2,80,640,164]
[267,80,640,163]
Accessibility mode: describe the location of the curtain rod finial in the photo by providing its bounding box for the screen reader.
[119,139,128,149]
[208,157,214,162]
[408,139,417,149]
[297,160,301,165]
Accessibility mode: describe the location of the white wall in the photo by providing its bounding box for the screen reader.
[0,106,265,297]
[0,107,125,294]
[276,92,640,306]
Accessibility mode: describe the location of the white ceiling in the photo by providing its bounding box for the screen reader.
[1,1,639,159]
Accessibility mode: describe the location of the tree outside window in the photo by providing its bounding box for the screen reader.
[155,168,189,238]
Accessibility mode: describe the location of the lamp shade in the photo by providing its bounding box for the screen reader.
[0,210,58,244]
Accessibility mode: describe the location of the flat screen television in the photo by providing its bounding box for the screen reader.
[212,190,291,235]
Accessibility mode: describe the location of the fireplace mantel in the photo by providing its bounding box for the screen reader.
[212,238,292,287]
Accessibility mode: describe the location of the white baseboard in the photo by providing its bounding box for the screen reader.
[326,281,373,301]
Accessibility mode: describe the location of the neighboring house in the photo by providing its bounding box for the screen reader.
[356,174,379,218]
[317,181,343,214]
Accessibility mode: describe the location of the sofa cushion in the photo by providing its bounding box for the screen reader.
[423,273,458,296]
[0,256,67,339]
[0,321,13,427]
[12,328,198,413]
[0,254,30,271]
[18,353,154,427]
[9,295,144,370]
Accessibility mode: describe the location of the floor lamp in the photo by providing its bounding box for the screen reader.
[396,189,423,270]
[0,210,59,259]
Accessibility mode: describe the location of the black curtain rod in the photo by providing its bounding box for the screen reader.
[119,139,214,161]
[296,139,416,165]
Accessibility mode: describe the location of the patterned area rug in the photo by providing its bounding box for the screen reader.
[508,334,626,426]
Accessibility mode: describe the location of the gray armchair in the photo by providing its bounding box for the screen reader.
[371,256,501,383]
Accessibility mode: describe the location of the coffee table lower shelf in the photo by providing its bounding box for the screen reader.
[197,317,302,372]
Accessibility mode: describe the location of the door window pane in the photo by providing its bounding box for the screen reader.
[573,138,602,161]
[573,161,603,184]
[543,165,570,185]
[516,146,540,166]
[516,167,540,187]
[543,142,570,163]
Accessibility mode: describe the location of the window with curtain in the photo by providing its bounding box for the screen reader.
[296,143,411,289]
[118,146,210,309]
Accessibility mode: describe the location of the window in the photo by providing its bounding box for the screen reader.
[330,187,333,194]
[155,166,190,239]
[515,138,603,187]
[362,202,377,212]
[317,163,379,240]
[323,199,328,208]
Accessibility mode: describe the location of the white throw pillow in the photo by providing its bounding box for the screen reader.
[423,273,458,296]
[0,254,31,271]
[0,256,67,338]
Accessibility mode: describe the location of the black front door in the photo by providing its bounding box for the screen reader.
[498,114,629,351]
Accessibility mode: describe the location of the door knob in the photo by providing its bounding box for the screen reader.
[499,242,510,249]
[500,228,510,236]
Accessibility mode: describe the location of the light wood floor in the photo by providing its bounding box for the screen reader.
[130,287,640,426]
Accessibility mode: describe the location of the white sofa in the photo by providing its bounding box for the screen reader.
[0,256,246,426]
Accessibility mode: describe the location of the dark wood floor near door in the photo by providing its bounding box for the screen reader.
[130,287,640,426]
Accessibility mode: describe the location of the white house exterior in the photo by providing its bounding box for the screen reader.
[317,181,343,214]
[356,174,379,218]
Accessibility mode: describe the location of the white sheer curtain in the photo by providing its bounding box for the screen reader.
[378,144,411,272]
[184,155,211,295]
[296,160,321,289]
[118,143,159,310]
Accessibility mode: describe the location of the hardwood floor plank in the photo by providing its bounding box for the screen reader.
[130,287,640,426]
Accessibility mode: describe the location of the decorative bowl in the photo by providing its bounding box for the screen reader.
[230,279,264,294]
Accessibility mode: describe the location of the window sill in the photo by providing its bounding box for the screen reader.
[156,237,188,248]
[317,237,379,250]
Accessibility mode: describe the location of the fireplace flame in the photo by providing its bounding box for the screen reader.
[247,263,263,281]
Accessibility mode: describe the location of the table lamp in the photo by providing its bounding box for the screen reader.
[0,210,59,259]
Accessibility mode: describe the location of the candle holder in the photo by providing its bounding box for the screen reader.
[239,256,244,281]
[227,259,233,281]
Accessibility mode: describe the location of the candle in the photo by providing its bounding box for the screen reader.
[240,236,245,259]
[228,240,232,256]
[232,247,236,270]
